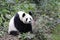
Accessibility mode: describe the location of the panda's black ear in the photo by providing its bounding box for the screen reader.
[29,11,32,16]
[22,13,25,17]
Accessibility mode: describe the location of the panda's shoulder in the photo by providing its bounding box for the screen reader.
[14,13,20,21]
[15,13,19,18]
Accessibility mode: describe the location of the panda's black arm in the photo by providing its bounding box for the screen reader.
[28,24,33,33]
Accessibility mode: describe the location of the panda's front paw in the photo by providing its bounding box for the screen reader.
[9,31,19,36]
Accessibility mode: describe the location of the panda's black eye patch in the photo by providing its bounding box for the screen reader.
[26,18,28,21]
[22,13,25,17]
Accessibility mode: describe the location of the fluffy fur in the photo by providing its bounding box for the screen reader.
[8,11,33,36]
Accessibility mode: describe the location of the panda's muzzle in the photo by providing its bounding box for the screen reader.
[29,21,31,23]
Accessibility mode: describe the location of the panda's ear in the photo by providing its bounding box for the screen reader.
[22,13,25,17]
[29,11,32,16]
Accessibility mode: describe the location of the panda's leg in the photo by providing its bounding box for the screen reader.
[8,26,19,36]
[10,31,19,36]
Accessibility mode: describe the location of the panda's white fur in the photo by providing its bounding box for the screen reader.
[8,11,33,36]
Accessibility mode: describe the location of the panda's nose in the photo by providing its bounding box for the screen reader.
[29,21,31,23]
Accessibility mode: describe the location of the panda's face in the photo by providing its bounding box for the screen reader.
[18,11,33,24]
[23,13,33,24]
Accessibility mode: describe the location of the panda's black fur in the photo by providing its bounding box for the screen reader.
[14,13,32,33]
[9,11,33,36]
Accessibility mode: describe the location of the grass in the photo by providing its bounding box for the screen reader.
[52,24,60,40]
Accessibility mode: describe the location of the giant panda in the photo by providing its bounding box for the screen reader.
[8,11,33,36]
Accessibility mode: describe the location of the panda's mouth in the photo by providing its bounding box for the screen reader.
[24,22,31,24]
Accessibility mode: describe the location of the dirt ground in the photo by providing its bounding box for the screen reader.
[0,34,19,40]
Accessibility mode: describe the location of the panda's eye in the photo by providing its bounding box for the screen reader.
[26,18,28,21]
